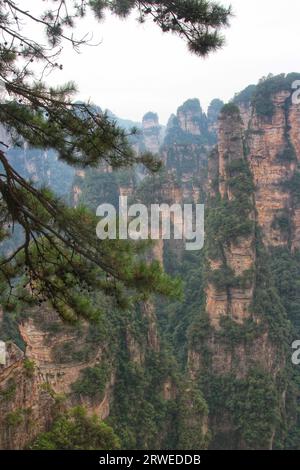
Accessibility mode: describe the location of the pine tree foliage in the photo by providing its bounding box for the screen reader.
[0,1,230,319]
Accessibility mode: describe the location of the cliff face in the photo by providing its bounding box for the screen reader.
[242,91,296,247]
[6,143,74,198]
[188,105,285,386]
[205,107,256,329]
[1,75,300,450]
[0,307,114,449]
[142,112,162,154]
[234,75,300,250]
[177,98,207,135]
[162,98,217,202]
[188,76,300,449]
[0,96,221,450]
[0,342,54,449]
[207,99,224,141]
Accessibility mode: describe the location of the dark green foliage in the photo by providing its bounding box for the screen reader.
[251,235,290,345]
[5,409,25,427]
[72,364,110,401]
[206,197,254,254]
[200,368,280,449]
[30,406,120,450]
[109,348,177,449]
[277,146,297,162]
[233,84,257,104]
[216,316,263,347]
[220,103,241,116]
[108,339,209,450]
[52,321,107,364]
[252,73,300,117]
[207,265,236,290]
[0,183,180,322]
[226,159,254,194]
[0,0,223,321]
[208,266,254,291]
[89,1,232,57]
[284,369,300,449]
[0,378,16,402]
[206,153,255,260]
[159,249,207,365]
[157,247,207,367]
[284,170,300,205]
[23,359,35,378]
[271,212,291,239]
[176,386,210,449]
[0,310,26,350]
[270,247,300,334]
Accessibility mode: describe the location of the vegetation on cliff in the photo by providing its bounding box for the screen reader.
[0,2,300,451]
[31,406,120,450]
[0,0,231,322]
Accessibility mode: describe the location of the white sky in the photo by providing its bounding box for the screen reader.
[46,0,300,124]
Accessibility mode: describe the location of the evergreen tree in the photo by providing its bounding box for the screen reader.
[0,1,231,320]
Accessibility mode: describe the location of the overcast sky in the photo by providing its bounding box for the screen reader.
[48,0,300,124]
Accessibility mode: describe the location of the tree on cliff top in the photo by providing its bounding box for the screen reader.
[0,0,232,321]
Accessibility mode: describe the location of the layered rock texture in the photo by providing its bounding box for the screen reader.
[141,112,162,154]
[1,74,300,450]
[187,74,300,449]
[205,106,256,328]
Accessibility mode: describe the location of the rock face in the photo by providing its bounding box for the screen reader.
[6,143,74,197]
[0,97,223,449]
[177,99,208,136]
[207,99,224,140]
[142,112,162,154]
[234,74,300,250]
[0,342,54,449]
[188,75,300,449]
[205,106,256,328]
[2,75,300,450]
[0,307,113,449]
[162,98,218,202]
[243,91,295,247]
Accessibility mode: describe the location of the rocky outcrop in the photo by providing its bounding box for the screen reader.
[142,112,162,154]
[6,143,74,197]
[2,77,299,450]
[188,99,290,449]
[205,106,256,328]
[0,342,54,449]
[207,99,224,140]
[234,75,300,250]
[177,99,208,136]
[0,307,112,449]
[242,92,294,247]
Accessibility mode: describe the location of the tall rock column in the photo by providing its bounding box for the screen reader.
[188,103,290,450]
[206,104,256,328]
